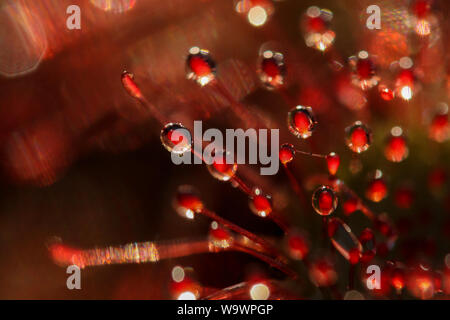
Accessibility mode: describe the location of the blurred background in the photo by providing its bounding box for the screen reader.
[0,0,449,299]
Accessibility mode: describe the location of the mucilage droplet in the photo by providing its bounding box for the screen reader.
[186,47,216,86]
[287,105,317,139]
[207,153,238,181]
[258,50,286,89]
[345,121,372,153]
[302,6,335,52]
[248,188,273,218]
[174,185,204,219]
[349,51,379,90]
[312,185,338,216]
[160,123,192,155]
[279,143,295,165]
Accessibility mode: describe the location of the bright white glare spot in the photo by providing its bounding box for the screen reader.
[199,76,211,87]
[178,291,196,300]
[185,210,195,220]
[374,169,383,179]
[399,57,413,69]
[189,46,200,55]
[358,50,369,59]
[306,6,321,18]
[391,126,403,137]
[248,6,268,27]
[420,264,430,271]
[445,253,450,269]
[250,283,270,300]
[401,86,413,100]
[263,50,273,59]
[211,221,219,230]
[171,266,185,283]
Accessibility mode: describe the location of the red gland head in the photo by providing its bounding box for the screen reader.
[279,143,295,165]
[326,152,340,176]
[366,171,388,202]
[249,188,272,217]
[174,185,204,219]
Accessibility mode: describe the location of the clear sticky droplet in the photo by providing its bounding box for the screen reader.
[345,121,372,153]
[327,218,362,264]
[349,51,379,90]
[248,188,272,218]
[160,123,192,155]
[174,185,204,219]
[279,143,295,165]
[258,50,286,89]
[312,185,338,216]
[287,105,317,139]
[207,153,238,181]
[186,47,216,86]
[302,6,335,52]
